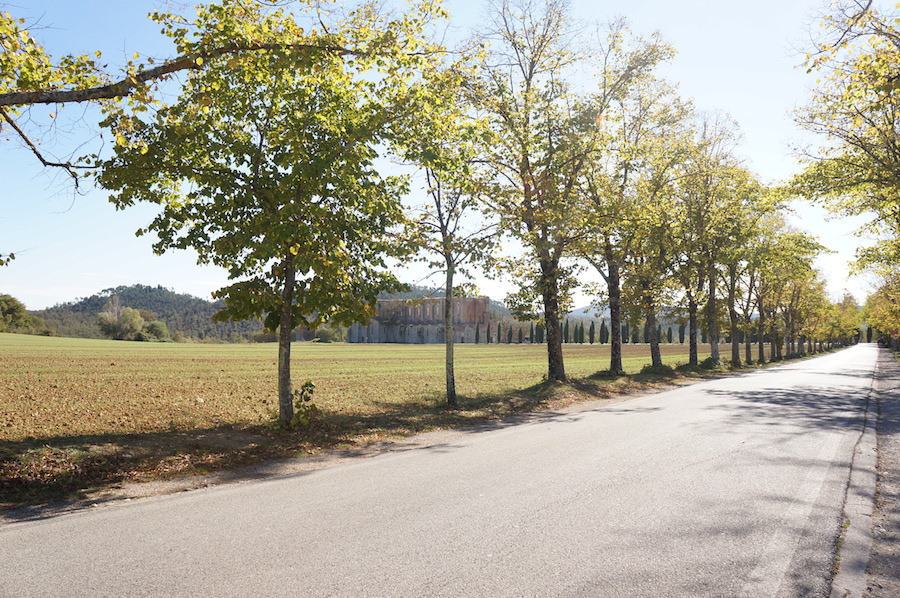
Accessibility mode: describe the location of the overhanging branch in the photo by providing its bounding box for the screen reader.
[0,41,363,108]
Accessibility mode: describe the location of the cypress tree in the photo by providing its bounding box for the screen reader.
[564,320,570,343]
[518,328,524,344]
[497,322,502,344]
[667,327,673,343]
[475,322,480,344]
[530,322,535,343]
[507,327,513,344]
[536,324,545,344]
[487,322,492,344]
[622,322,629,344]
[589,321,596,344]
[679,323,686,344]
[600,319,609,344]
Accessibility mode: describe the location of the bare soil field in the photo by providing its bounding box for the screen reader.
[2,333,720,509]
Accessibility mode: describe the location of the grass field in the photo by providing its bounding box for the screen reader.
[1,333,714,507]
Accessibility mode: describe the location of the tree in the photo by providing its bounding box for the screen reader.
[0,294,46,334]
[588,320,596,344]
[670,113,751,367]
[0,2,447,185]
[143,320,170,341]
[581,73,685,372]
[97,296,145,340]
[599,318,609,344]
[865,272,900,341]
[477,2,668,381]
[0,294,27,330]
[400,57,496,409]
[98,1,445,424]
[795,1,900,273]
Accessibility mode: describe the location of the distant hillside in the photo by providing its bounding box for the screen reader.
[29,283,515,342]
[568,305,609,319]
[30,284,264,341]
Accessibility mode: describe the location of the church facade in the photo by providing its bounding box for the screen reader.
[347,297,491,344]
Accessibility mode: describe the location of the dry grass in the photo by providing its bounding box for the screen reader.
[1,333,714,507]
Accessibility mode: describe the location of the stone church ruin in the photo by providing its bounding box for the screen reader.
[347,297,491,344]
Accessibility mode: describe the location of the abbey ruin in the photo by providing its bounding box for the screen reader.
[347,297,491,344]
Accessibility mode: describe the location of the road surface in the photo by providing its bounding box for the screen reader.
[0,345,878,597]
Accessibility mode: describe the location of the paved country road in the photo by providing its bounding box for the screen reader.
[0,346,880,597]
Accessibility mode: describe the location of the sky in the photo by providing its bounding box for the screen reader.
[0,0,882,310]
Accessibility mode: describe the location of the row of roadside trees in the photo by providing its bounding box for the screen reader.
[0,0,868,420]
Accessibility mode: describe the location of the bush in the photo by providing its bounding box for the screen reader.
[143,320,170,340]
[640,363,676,377]
[314,326,345,343]
[700,356,721,370]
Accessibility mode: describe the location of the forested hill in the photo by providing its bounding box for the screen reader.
[30,285,264,341]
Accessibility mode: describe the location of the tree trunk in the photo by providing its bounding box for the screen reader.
[687,293,699,367]
[645,294,662,368]
[607,260,624,374]
[541,256,566,382]
[757,309,766,364]
[277,257,297,424]
[444,263,458,408]
[727,265,741,367]
[707,267,720,363]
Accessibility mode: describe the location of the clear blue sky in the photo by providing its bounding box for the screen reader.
[0,0,876,310]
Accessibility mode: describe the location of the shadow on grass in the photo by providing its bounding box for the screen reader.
[0,366,689,515]
[0,426,277,509]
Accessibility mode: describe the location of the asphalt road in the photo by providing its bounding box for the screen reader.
[0,345,878,597]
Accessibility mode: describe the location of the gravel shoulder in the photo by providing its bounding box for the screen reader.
[866,349,900,597]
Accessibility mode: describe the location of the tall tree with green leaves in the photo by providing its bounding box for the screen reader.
[473,0,592,381]
[579,72,684,373]
[399,56,496,408]
[670,113,749,366]
[98,0,448,424]
[795,1,900,273]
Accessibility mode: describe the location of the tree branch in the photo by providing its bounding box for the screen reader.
[0,107,90,186]
[0,42,365,108]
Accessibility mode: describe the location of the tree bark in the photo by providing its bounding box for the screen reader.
[607,259,624,374]
[757,310,767,364]
[707,266,720,363]
[727,264,741,367]
[444,263,458,408]
[277,257,297,424]
[687,294,699,367]
[541,256,566,382]
[645,294,662,368]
